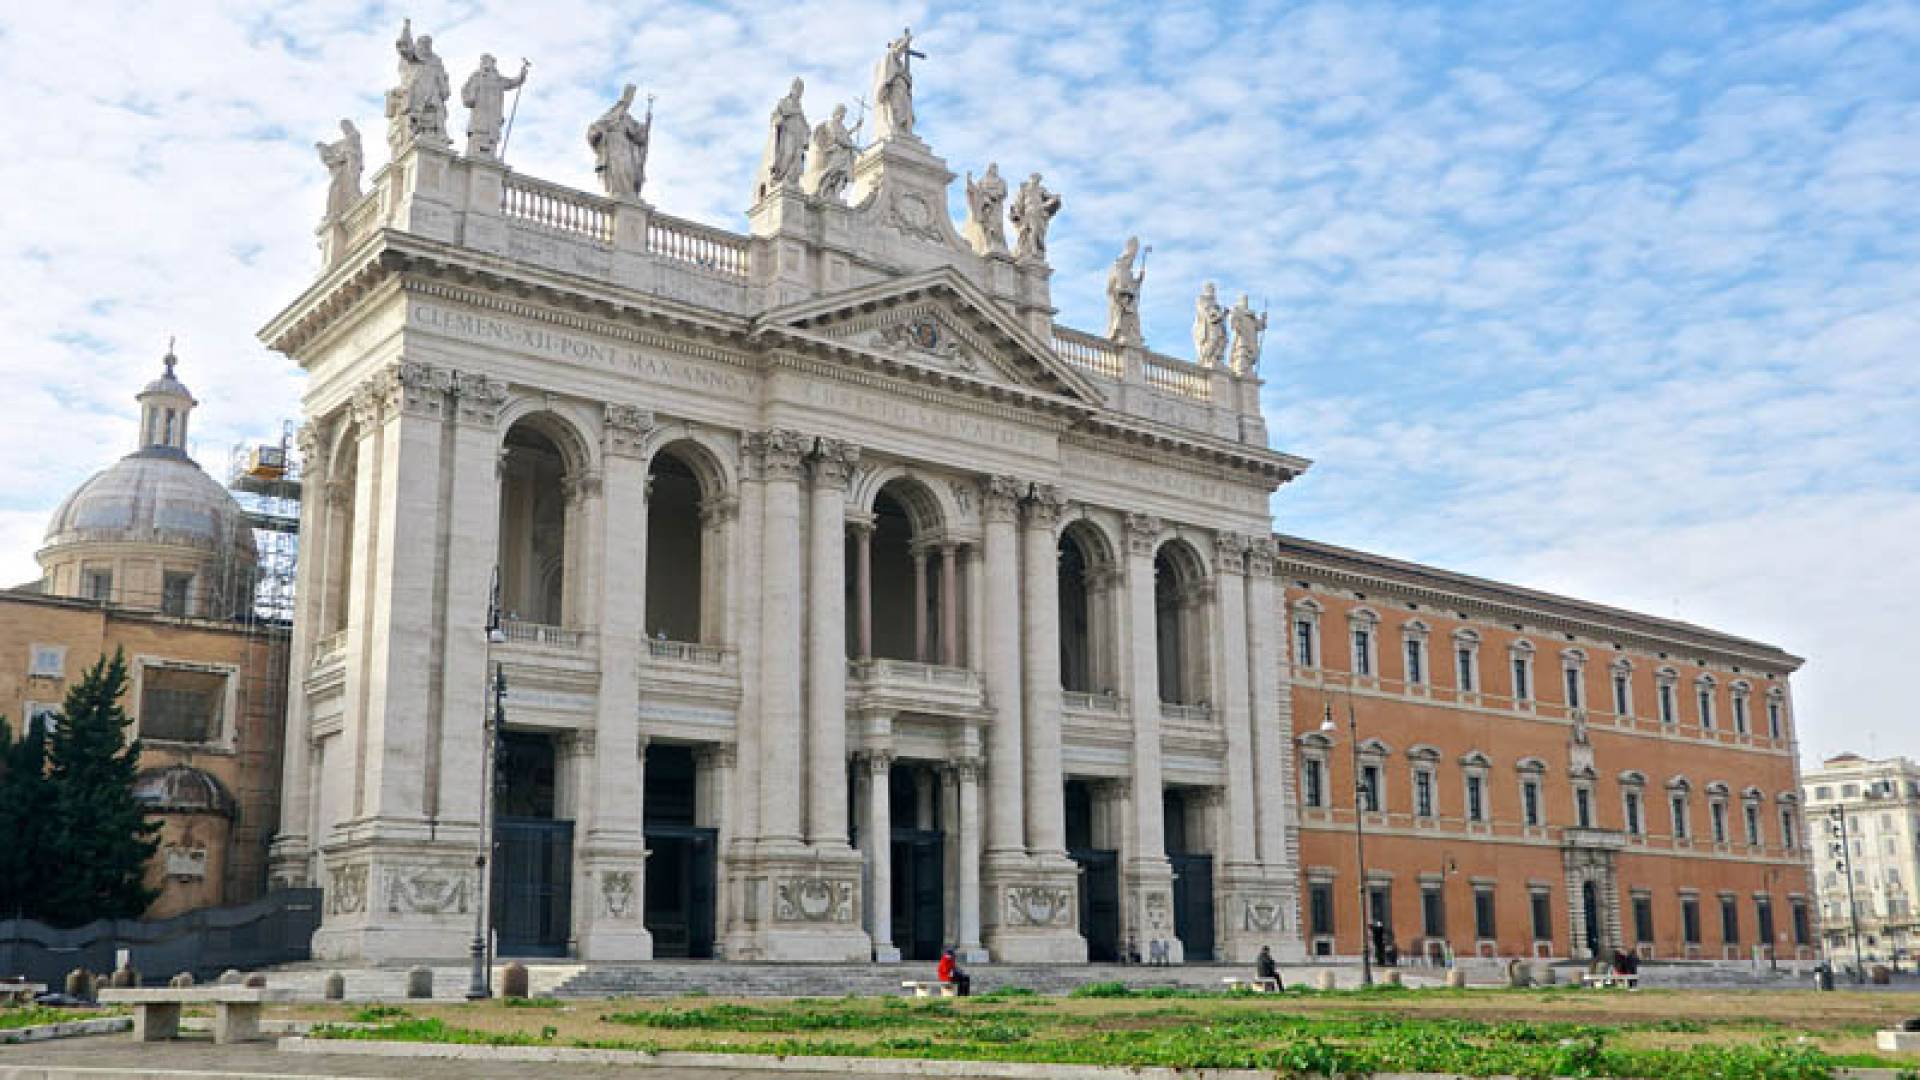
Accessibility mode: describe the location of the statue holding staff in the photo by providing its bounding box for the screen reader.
[964,163,1009,255]
[1193,282,1227,366]
[1010,172,1061,262]
[316,119,363,222]
[386,19,451,151]
[1228,294,1269,373]
[872,27,924,139]
[804,104,862,202]
[588,84,653,201]
[461,54,528,161]
[756,78,810,200]
[1106,236,1148,346]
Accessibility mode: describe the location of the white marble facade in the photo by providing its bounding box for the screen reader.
[265,39,1309,965]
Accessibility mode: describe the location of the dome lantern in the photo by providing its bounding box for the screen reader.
[137,339,198,455]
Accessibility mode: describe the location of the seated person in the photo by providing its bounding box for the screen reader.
[1255,945,1283,989]
[937,948,970,996]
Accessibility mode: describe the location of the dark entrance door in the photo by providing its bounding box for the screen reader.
[1170,853,1215,962]
[891,829,945,961]
[643,743,717,958]
[493,818,573,956]
[1582,880,1601,957]
[1071,848,1121,962]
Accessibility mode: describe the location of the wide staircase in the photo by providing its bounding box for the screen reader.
[552,961,1278,998]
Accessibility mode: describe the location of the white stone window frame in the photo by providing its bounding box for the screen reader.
[1408,744,1442,823]
[1619,770,1649,841]
[1667,776,1693,844]
[1705,780,1732,849]
[1460,750,1493,831]
[1509,638,1536,710]
[1766,688,1787,741]
[1777,792,1801,852]
[1401,619,1431,693]
[1695,673,1718,732]
[1656,667,1679,726]
[1349,606,1381,682]
[1729,680,1752,737]
[28,643,66,679]
[1296,731,1333,813]
[1291,597,1323,673]
[129,654,241,752]
[1357,736,1392,817]
[1561,647,1588,713]
[1569,765,1598,830]
[1452,628,1481,698]
[1609,657,1634,719]
[1740,786,1765,848]
[1516,757,1548,833]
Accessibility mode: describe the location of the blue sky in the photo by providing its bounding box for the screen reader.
[0,1,1915,766]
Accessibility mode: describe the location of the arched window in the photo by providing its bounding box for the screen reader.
[322,422,359,634]
[498,416,581,626]
[1153,540,1208,705]
[645,449,705,642]
[1058,522,1118,693]
[857,478,954,664]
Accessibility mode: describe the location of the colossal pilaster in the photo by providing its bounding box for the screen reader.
[1121,512,1179,963]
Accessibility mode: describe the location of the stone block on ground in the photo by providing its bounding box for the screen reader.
[323,971,345,1000]
[406,965,433,999]
[218,969,244,985]
[1381,970,1403,987]
[109,965,138,989]
[1532,962,1557,986]
[1446,968,1467,988]
[501,961,529,1000]
[1314,969,1336,991]
[63,968,89,1000]
[168,972,194,989]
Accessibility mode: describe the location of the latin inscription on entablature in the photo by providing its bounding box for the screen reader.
[801,380,1050,458]
[410,303,752,397]
[1060,445,1269,515]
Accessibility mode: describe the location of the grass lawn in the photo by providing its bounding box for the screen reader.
[284,984,1920,1078]
[0,1005,113,1030]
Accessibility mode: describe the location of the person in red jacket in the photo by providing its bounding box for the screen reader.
[937,948,970,996]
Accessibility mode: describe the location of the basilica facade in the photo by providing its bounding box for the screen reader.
[265,32,1305,964]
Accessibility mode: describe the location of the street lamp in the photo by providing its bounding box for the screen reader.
[1827,805,1866,984]
[467,570,510,1001]
[1321,699,1374,988]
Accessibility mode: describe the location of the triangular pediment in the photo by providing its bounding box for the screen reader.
[753,268,1107,406]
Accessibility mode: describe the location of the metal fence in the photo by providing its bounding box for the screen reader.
[0,888,320,986]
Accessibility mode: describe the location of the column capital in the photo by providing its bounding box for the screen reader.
[324,479,353,509]
[566,729,599,758]
[1124,512,1162,556]
[694,742,738,769]
[636,733,652,760]
[602,403,655,457]
[451,370,510,426]
[1022,483,1066,528]
[980,475,1023,522]
[866,749,895,775]
[699,494,740,527]
[565,469,604,506]
[1245,536,1277,576]
[747,428,810,482]
[847,514,876,536]
[1213,530,1248,575]
[811,437,861,489]
[295,420,324,467]
[390,359,455,420]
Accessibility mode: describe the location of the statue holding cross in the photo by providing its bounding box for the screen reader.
[872,27,924,140]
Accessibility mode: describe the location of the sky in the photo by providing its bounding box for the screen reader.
[0,1,1915,769]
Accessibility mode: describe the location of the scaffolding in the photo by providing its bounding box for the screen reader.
[227,422,302,626]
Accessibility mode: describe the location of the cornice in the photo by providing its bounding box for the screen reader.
[1061,424,1307,491]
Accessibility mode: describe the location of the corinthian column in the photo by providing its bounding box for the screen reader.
[752,429,810,849]
[979,475,1026,859]
[807,438,859,848]
[1020,484,1068,859]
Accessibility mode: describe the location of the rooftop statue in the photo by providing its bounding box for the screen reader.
[1009,173,1061,263]
[316,119,363,222]
[872,27,923,140]
[1193,282,1227,367]
[461,54,528,161]
[386,19,451,153]
[803,104,862,202]
[963,163,1009,256]
[1106,237,1147,346]
[756,78,810,201]
[1228,294,1268,374]
[588,84,653,201]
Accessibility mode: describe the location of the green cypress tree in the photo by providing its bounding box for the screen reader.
[0,713,53,919]
[42,651,159,925]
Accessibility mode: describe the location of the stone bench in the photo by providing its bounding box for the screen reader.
[97,987,290,1044]
[1578,971,1639,990]
[1222,977,1282,993]
[900,980,957,998]
[0,981,45,1006]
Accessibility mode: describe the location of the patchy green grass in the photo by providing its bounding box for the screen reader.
[0,1004,113,1030]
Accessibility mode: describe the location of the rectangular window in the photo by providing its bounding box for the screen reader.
[1414,769,1435,818]
[1405,640,1424,684]
[1367,885,1391,929]
[1682,897,1701,944]
[24,701,60,735]
[1466,775,1486,822]
[1791,899,1810,945]
[1302,758,1325,809]
[1512,657,1530,701]
[1756,897,1775,948]
[1530,889,1553,942]
[1671,795,1690,839]
[138,665,227,743]
[1457,647,1475,691]
[1780,808,1797,850]
[1421,886,1446,937]
[1474,888,1497,939]
[1659,684,1676,724]
[1625,791,1644,836]
[1309,883,1334,936]
[1353,629,1372,676]
[1767,700,1782,739]
[1360,764,1382,813]
[1522,780,1542,827]
[1732,696,1748,734]
[1294,620,1315,667]
[1564,667,1582,709]
[1699,688,1714,729]
[1744,803,1761,846]
[1613,672,1630,715]
[1632,894,1654,944]
[1711,802,1728,845]
[161,572,192,616]
[1720,896,1739,944]
[84,570,112,602]
[1575,787,1593,829]
[28,644,65,678]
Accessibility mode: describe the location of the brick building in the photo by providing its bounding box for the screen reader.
[1278,536,1814,965]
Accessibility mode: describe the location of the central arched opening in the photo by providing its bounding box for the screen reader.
[497,418,575,625]
[855,477,958,665]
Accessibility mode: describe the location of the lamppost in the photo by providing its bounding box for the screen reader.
[1827,805,1866,984]
[467,571,510,1001]
[1321,699,1374,988]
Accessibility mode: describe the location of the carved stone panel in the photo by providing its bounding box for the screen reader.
[601,870,637,919]
[328,863,369,915]
[1004,885,1075,928]
[774,877,856,923]
[385,866,471,915]
[1241,894,1288,932]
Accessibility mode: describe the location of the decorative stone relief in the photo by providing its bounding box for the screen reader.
[749,429,810,483]
[385,866,470,915]
[603,403,655,457]
[1245,537,1277,577]
[1023,483,1065,527]
[452,370,510,425]
[1141,889,1172,934]
[601,870,637,919]
[812,438,862,489]
[328,863,369,915]
[1124,512,1162,556]
[870,317,981,374]
[1214,531,1247,575]
[1242,895,1288,932]
[163,846,209,880]
[980,475,1022,522]
[885,190,947,245]
[775,877,856,923]
[1004,885,1074,928]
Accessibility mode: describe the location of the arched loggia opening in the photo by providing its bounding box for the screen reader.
[645,450,703,642]
[850,478,961,665]
[1058,522,1119,693]
[1154,540,1210,706]
[497,417,580,626]
[320,425,358,634]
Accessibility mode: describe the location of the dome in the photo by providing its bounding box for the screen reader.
[133,764,234,816]
[42,448,253,560]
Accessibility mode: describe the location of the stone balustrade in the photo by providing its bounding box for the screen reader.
[1143,354,1213,402]
[500,618,588,650]
[646,638,736,667]
[646,215,750,279]
[1050,326,1126,380]
[500,174,614,244]
[1062,689,1125,714]
[1160,701,1215,725]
